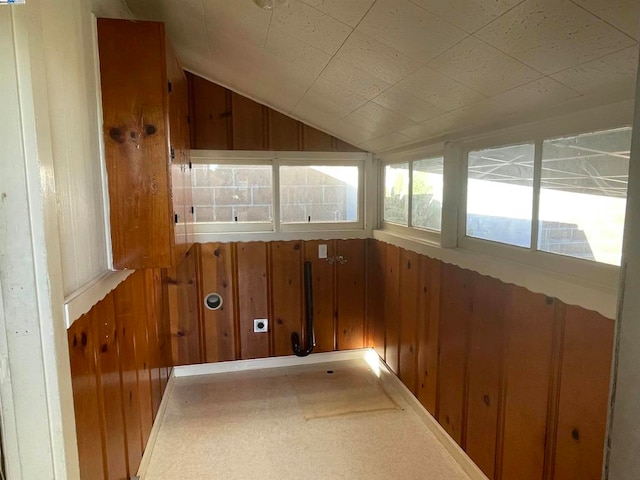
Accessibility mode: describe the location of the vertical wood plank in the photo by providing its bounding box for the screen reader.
[543,302,566,480]
[437,263,472,446]
[168,246,201,366]
[303,240,336,353]
[399,249,419,394]
[336,239,366,350]
[333,137,364,152]
[93,295,128,480]
[302,124,334,151]
[183,246,201,365]
[187,72,231,149]
[200,243,237,362]
[231,93,265,150]
[68,313,106,480]
[553,306,614,480]
[417,255,440,416]
[366,239,386,356]
[384,243,401,373]
[500,287,556,480]
[465,274,507,479]
[268,110,300,150]
[68,269,169,480]
[271,241,304,356]
[113,276,143,475]
[237,242,270,359]
[129,271,154,450]
[145,268,168,415]
[187,74,364,153]
[160,270,173,387]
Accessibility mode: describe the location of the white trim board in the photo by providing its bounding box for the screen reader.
[136,371,176,479]
[63,269,133,328]
[374,229,617,319]
[373,354,489,480]
[193,229,372,244]
[172,349,368,377]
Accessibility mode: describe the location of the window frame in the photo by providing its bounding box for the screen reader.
[190,152,275,233]
[190,150,371,237]
[458,127,630,287]
[379,145,445,245]
[278,155,365,232]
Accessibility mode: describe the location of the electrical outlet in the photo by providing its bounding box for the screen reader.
[254,318,268,333]
[318,244,327,259]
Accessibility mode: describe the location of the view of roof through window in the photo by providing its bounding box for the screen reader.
[466,127,632,265]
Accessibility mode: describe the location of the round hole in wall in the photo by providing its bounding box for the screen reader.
[204,292,223,311]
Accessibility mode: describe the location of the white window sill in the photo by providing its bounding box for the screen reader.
[373,229,618,319]
[64,269,133,327]
[194,228,373,244]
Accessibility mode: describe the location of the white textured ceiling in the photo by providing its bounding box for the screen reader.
[124,0,640,153]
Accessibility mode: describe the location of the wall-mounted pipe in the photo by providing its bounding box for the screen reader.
[291,261,315,357]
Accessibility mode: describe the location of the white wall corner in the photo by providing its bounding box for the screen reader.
[604,44,640,480]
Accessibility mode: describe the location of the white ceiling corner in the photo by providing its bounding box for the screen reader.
[475,0,636,75]
[121,0,639,153]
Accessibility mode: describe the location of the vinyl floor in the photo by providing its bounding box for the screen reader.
[141,357,471,480]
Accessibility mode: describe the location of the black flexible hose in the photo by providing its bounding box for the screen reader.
[292,261,315,357]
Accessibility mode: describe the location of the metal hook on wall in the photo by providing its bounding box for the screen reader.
[325,256,347,265]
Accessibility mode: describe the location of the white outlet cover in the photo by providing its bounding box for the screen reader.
[254,318,268,333]
[318,244,328,259]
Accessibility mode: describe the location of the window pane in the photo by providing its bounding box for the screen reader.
[412,157,443,231]
[279,165,358,223]
[467,144,535,247]
[539,127,631,265]
[192,164,272,223]
[383,163,409,225]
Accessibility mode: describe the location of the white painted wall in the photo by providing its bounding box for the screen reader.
[40,0,113,296]
[605,47,640,479]
[0,2,80,478]
[92,0,134,18]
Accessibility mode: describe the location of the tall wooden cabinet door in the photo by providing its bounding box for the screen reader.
[97,19,175,269]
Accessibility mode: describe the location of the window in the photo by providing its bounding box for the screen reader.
[466,143,535,247]
[538,128,631,265]
[192,164,273,225]
[383,157,443,233]
[383,163,409,225]
[190,151,368,234]
[412,157,443,231]
[465,127,631,266]
[279,165,359,224]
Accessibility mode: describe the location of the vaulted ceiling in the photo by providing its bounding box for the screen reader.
[124,0,640,153]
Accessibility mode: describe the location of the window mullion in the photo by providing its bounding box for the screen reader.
[531,139,543,252]
[408,161,414,227]
[273,157,280,232]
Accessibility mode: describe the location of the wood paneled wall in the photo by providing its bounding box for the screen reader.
[367,239,614,480]
[69,238,613,480]
[176,240,367,365]
[67,269,171,480]
[187,72,363,152]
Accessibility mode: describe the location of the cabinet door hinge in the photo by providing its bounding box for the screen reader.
[189,161,192,170]
[170,146,175,161]
[168,81,173,93]
[191,206,195,214]
[174,213,179,224]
